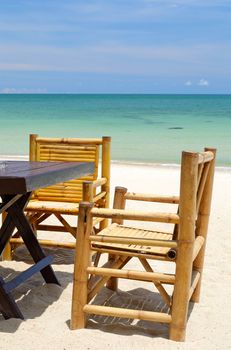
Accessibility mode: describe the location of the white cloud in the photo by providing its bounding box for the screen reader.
[0,43,230,78]
[0,87,47,94]
[198,78,209,86]
[185,80,192,86]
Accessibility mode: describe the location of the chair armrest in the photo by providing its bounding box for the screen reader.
[92,177,107,188]
[91,207,179,224]
[124,192,179,204]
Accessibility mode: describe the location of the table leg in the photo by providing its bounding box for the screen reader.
[0,212,17,256]
[0,278,23,319]
[4,193,60,285]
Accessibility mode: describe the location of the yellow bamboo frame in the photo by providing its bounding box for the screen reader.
[2,134,111,260]
[70,148,216,342]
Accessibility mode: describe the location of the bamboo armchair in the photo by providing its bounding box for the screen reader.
[3,134,111,260]
[71,148,216,342]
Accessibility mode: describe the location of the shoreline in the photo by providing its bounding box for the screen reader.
[1,154,231,172]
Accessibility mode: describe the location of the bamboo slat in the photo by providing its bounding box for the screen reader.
[39,156,96,162]
[39,149,97,156]
[39,144,98,150]
[35,196,81,203]
[83,305,172,323]
[90,224,174,258]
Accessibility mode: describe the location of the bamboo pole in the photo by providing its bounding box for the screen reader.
[191,148,216,302]
[100,136,111,230]
[91,208,180,224]
[87,257,129,301]
[10,237,75,249]
[89,234,177,248]
[83,305,172,323]
[106,186,127,290]
[27,204,79,214]
[198,151,214,164]
[92,247,171,262]
[112,187,127,224]
[196,162,210,214]
[170,151,198,342]
[36,224,75,232]
[192,236,205,261]
[71,202,94,330]
[29,134,38,161]
[92,191,106,203]
[139,258,171,306]
[37,137,103,144]
[54,213,76,237]
[188,270,201,301]
[92,177,107,188]
[87,267,175,284]
[125,193,179,204]
[29,134,39,202]
[82,181,93,202]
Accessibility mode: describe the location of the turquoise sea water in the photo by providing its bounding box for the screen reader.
[0,94,230,166]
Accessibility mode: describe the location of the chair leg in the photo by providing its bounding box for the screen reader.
[71,203,93,330]
[106,187,127,291]
[169,243,193,342]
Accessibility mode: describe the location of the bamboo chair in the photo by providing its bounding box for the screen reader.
[71,148,216,342]
[3,134,111,260]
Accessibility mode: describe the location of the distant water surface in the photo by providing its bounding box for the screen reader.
[0,94,230,166]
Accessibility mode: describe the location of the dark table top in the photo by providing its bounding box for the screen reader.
[0,161,94,194]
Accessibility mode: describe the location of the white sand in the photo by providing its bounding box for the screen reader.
[0,163,231,349]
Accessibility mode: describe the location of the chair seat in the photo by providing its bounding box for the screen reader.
[92,223,175,259]
[25,199,79,214]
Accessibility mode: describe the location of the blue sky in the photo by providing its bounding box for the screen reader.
[0,0,230,93]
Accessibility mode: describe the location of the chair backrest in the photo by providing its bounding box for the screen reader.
[29,134,111,203]
[178,148,216,242]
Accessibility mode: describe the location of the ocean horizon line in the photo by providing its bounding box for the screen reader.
[1,92,231,96]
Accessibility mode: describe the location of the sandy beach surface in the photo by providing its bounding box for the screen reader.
[0,163,231,350]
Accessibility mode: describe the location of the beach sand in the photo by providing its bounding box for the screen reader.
[0,163,230,349]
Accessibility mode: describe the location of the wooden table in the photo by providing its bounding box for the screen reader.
[0,160,94,319]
